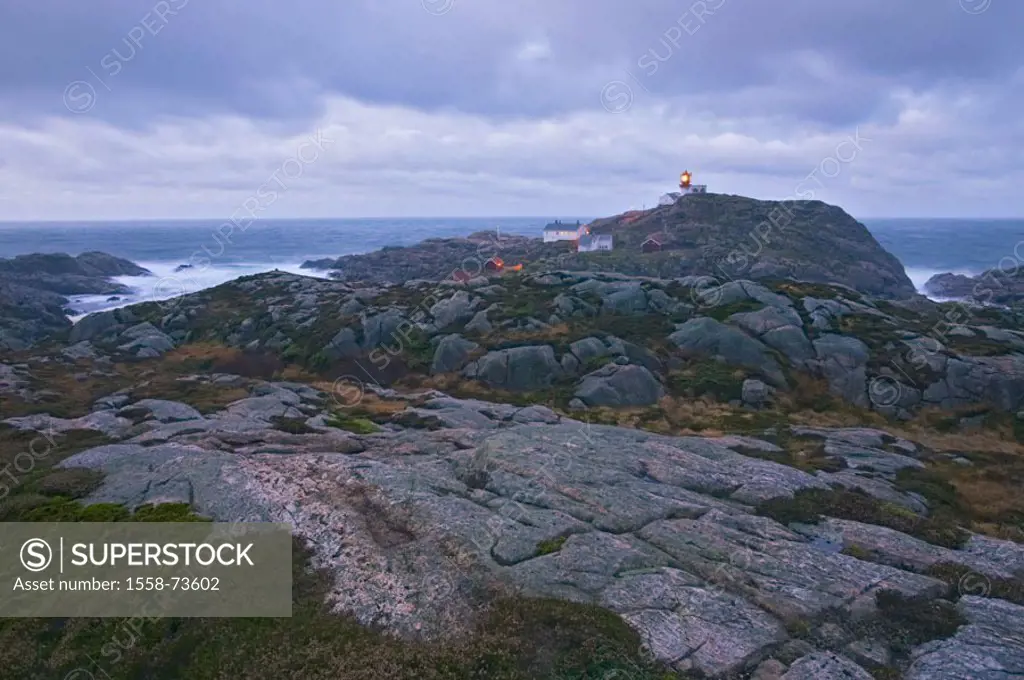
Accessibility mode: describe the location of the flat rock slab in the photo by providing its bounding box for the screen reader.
[906,596,1024,679]
[43,389,1008,675]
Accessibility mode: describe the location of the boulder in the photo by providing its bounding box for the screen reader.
[464,309,493,334]
[119,399,203,423]
[742,379,773,407]
[574,364,664,407]
[430,335,479,375]
[601,283,649,315]
[698,280,793,309]
[430,291,478,330]
[362,309,409,349]
[670,317,786,387]
[463,345,563,391]
[115,322,176,356]
[62,341,98,361]
[323,327,361,360]
[811,334,870,407]
[69,310,124,343]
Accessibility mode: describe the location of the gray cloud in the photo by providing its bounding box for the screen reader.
[0,0,1020,218]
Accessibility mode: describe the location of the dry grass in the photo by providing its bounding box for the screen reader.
[478,323,574,347]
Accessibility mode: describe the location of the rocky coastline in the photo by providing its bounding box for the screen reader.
[0,251,150,351]
[925,268,1024,306]
[3,205,1024,679]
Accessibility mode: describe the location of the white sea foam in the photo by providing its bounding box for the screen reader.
[67,260,318,319]
[904,266,980,300]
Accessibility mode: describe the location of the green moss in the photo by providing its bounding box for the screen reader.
[5,497,206,523]
[271,416,318,435]
[840,543,874,560]
[765,279,864,302]
[894,467,961,515]
[30,468,105,499]
[925,562,1024,606]
[702,299,764,321]
[944,334,1013,357]
[756,487,969,548]
[1014,413,1024,444]
[325,414,381,434]
[870,589,965,653]
[535,536,568,556]
[306,350,331,373]
[389,411,445,430]
[400,328,436,371]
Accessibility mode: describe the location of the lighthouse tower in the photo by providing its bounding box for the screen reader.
[678,170,707,196]
[658,170,708,206]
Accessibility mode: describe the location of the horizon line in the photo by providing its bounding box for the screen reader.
[2,214,1023,225]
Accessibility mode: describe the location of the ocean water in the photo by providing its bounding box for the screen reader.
[0,217,1021,315]
[0,218,557,316]
[868,219,1024,292]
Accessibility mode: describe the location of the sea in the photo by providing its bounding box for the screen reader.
[0,217,1021,316]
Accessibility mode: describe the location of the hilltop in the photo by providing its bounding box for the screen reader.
[302,194,917,299]
[561,194,916,298]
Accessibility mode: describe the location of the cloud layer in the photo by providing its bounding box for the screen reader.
[0,0,1020,219]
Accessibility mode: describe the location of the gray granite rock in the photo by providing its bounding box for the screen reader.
[781,651,872,679]
[906,596,1024,679]
[430,334,479,375]
[574,363,664,407]
[670,317,786,387]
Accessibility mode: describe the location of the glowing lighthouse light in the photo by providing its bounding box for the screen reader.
[680,171,692,189]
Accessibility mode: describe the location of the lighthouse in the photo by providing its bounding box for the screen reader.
[658,170,708,206]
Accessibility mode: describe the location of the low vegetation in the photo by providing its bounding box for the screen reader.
[756,487,969,549]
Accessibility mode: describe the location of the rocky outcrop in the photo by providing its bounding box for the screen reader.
[300,231,559,285]
[51,269,1024,416]
[906,596,1024,679]
[0,251,150,294]
[0,251,151,350]
[12,382,1015,678]
[925,269,1024,305]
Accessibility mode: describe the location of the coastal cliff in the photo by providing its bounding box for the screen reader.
[302,195,917,299]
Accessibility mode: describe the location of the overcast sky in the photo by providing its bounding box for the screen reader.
[0,0,1020,220]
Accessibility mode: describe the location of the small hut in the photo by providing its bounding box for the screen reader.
[641,232,665,253]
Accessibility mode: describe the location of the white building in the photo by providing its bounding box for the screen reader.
[577,234,613,252]
[543,220,585,242]
[659,184,707,206]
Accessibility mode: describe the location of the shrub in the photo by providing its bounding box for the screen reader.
[925,562,1024,606]
[871,589,965,653]
[667,360,746,402]
[756,487,969,548]
[535,536,567,556]
[271,416,318,435]
[32,468,104,499]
